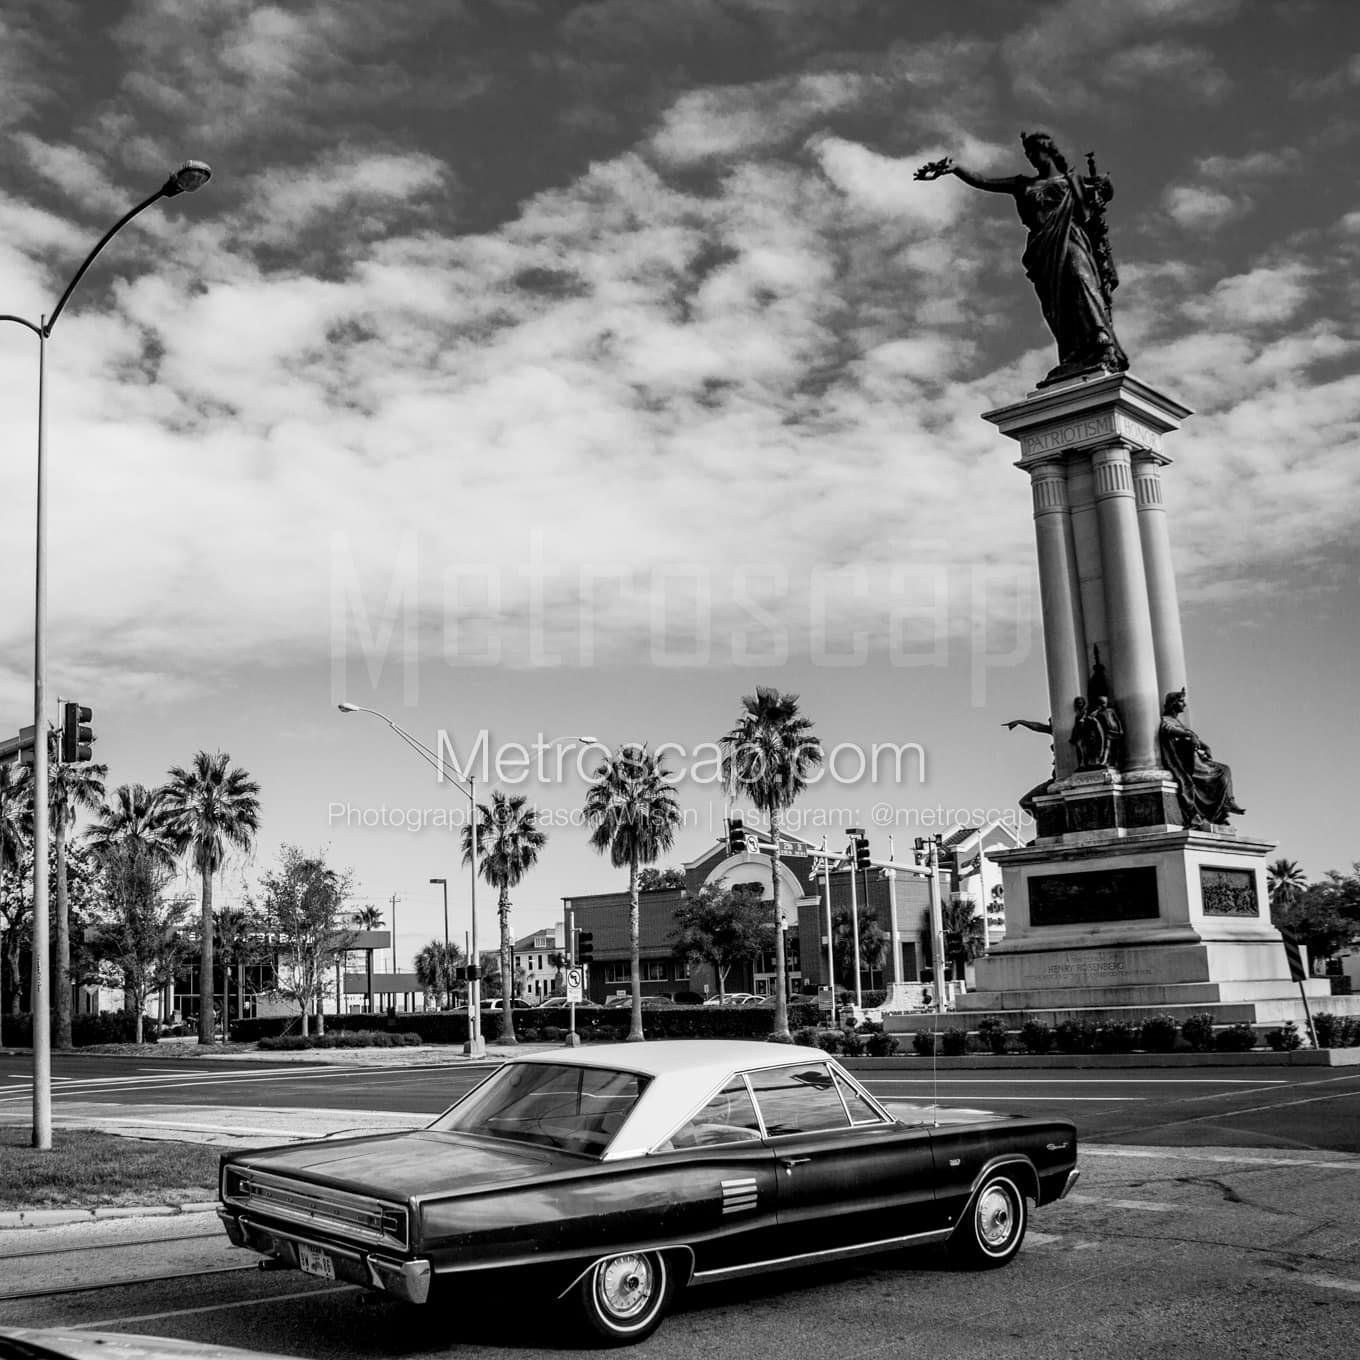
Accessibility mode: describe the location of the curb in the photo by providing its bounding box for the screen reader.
[841,1047,1360,1072]
[0,1201,218,1230]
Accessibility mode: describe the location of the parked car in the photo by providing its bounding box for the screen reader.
[217,1040,1079,1344]
[702,992,755,1006]
[604,995,671,1009]
[480,998,533,1011]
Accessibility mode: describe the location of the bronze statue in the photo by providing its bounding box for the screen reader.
[1158,689,1245,827]
[1003,716,1053,817]
[916,132,1129,384]
[1070,694,1122,769]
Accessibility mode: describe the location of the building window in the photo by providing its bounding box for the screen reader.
[642,961,670,982]
[603,962,631,984]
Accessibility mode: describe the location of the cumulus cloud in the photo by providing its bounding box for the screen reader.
[1163,184,1242,230]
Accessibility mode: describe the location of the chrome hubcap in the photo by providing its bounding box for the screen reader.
[598,1254,655,1320]
[978,1186,1015,1247]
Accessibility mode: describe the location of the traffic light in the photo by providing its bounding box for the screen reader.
[945,930,964,955]
[60,702,94,762]
[726,817,747,855]
[576,930,594,964]
[853,834,871,871]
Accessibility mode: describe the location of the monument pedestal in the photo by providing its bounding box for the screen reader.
[930,371,1360,1034]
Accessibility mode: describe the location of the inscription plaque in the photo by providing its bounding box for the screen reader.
[1028,866,1159,927]
[1200,866,1259,917]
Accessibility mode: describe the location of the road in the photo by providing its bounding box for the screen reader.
[4,1052,1360,1153]
[2,1053,1359,1358]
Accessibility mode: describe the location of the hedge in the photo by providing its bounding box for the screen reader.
[229,1002,821,1046]
[0,1011,161,1047]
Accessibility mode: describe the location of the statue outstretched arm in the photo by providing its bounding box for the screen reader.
[916,157,1023,195]
[1003,718,1052,735]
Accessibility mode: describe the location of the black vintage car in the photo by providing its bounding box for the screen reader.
[218,1040,1079,1344]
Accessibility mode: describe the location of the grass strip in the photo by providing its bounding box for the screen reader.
[0,1128,221,1210]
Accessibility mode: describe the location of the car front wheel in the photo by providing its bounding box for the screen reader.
[952,1173,1027,1268]
[576,1250,673,1344]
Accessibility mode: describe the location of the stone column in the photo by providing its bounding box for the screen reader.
[1065,454,1108,682]
[1029,460,1086,779]
[1092,442,1161,768]
[1133,452,1187,708]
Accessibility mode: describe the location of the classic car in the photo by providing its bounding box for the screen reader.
[217,1040,1079,1345]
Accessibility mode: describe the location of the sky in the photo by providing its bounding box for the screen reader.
[1,0,1357,970]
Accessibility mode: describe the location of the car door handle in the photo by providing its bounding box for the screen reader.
[780,1157,812,1173]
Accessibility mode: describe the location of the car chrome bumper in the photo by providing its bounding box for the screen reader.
[1057,1168,1081,1200]
[217,1210,431,1305]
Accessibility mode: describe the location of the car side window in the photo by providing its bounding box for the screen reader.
[832,1069,887,1126]
[748,1064,851,1136]
[665,1079,763,1150]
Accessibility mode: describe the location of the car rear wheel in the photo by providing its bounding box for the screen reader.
[951,1173,1027,1268]
[575,1250,673,1344]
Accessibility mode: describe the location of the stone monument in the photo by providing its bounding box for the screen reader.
[912,134,1350,1029]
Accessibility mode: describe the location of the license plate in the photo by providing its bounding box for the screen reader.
[298,1244,335,1280]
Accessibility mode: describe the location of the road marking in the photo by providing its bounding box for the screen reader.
[1084,1146,1360,1171]
[75,1283,357,1329]
[1289,1273,1360,1295]
[1064,1194,1176,1211]
[868,1077,1289,1085]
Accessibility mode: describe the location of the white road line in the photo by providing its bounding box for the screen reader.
[1083,1146,1360,1171]
[74,1284,357,1329]
[1289,1273,1360,1295]
[1064,1194,1176,1211]
[868,1077,1289,1085]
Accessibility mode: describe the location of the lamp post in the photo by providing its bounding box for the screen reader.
[429,876,450,1008]
[2,160,212,1150]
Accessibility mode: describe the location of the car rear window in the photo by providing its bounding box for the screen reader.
[429,1062,649,1157]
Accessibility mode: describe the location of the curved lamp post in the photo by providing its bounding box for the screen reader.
[2,161,212,1150]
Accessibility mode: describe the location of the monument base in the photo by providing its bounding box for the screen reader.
[936,823,1359,1032]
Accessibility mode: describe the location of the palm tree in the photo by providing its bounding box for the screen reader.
[721,687,822,1040]
[87,784,178,873]
[1267,858,1307,909]
[941,895,988,983]
[414,938,463,1009]
[583,744,682,1043]
[160,752,261,1045]
[0,764,31,1020]
[353,903,384,1013]
[461,792,547,1045]
[49,759,107,1049]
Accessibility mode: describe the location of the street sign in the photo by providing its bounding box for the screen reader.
[565,967,584,1002]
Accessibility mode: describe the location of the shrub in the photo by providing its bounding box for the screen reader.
[1264,1020,1302,1051]
[975,1017,1009,1055]
[912,1029,938,1056]
[541,1026,564,1042]
[941,1027,970,1056]
[1214,1024,1257,1052]
[1313,1012,1343,1048]
[813,1029,842,1054]
[864,1029,900,1057]
[1094,1021,1139,1054]
[1054,1019,1098,1054]
[793,1026,820,1048]
[839,1028,866,1058]
[1181,1013,1216,1052]
[1139,1014,1180,1052]
[1019,1020,1053,1054]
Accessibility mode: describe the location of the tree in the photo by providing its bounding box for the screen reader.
[87,784,179,874]
[1272,863,1360,962]
[670,883,771,1000]
[1267,858,1307,910]
[461,791,547,1045]
[942,895,988,979]
[721,687,822,1040]
[95,843,192,1043]
[832,906,886,993]
[258,847,355,1038]
[214,899,271,1026]
[160,752,261,1045]
[638,867,685,892]
[0,764,31,1019]
[352,904,384,1013]
[583,744,682,1042]
[414,938,463,1009]
[49,758,107,1049]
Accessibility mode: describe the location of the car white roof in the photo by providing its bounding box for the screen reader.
[508,1040,862,1160]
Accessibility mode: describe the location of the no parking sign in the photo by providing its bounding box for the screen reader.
[566,967,584,1002]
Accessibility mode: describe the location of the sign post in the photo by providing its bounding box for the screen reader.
[1281,929,1318,1048]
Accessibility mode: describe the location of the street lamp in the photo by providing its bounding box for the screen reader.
[2,160,213,1150]
[430,877,450,1008]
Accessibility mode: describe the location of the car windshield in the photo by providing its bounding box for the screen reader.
[429,1062,650,1157]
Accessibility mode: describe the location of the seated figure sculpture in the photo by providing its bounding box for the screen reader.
[1158,689,1245,827]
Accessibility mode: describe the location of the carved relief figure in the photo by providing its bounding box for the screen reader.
[1070,697,1104,769]
[916,133,1128,384]
[1158,689,1246,827]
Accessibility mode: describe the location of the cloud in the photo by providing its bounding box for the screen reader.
[1162,184,1242,230]
[1183,261,1313,328]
